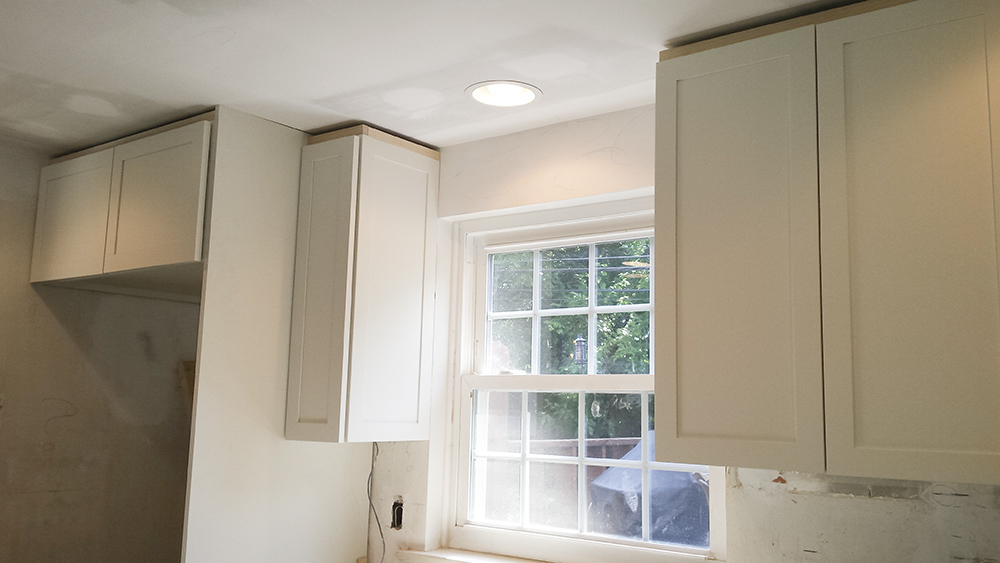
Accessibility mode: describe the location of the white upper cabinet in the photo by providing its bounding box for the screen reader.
[105,121,211,273]
[818,0,1000,484]
[285,136,359,443]
[30,149,114,282]
[654,26,825,473]
[347,137,437,442]
[30,118,211,297]
[286,129,439,443]
[655,0,1000,485]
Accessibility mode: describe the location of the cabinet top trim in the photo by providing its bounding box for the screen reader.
[659,0,917,61]
[307,124,440,161]
[49,110,216,165]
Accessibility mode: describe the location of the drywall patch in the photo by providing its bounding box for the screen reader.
[65,95,121,118]
[0,69,194,155]
[773,471,924,500]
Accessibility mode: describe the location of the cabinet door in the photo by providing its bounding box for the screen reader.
[819,0,1000,484]
[104,120,210,273]
[30,149,113,282]
[346,136,438,442]
[654,26,825,472]
[285,136,360,442]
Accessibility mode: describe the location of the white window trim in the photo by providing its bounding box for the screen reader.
[439,194,727,563]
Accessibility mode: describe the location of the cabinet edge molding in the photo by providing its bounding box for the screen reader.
[660,0,919,61]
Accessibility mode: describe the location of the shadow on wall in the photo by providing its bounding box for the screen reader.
[2,284,199,563]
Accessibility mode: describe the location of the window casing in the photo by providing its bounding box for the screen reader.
[448,205,726,563]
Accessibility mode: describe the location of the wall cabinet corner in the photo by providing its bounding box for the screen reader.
[286,129,439,443]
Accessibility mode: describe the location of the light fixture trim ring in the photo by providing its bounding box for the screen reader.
[466,80,543,107]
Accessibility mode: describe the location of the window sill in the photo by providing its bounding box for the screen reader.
[398,548,547,563]
[399,546,713,563]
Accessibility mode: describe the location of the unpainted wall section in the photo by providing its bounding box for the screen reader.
[0,140,200,562]
[729,469,1000,563]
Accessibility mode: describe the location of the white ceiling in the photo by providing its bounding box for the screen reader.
[0,0,858,155]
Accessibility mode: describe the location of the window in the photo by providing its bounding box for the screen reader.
[449,203,725,563]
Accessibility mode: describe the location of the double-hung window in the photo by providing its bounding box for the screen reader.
[450,204,725,563]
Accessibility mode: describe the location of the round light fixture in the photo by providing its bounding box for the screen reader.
[466,80,542,107]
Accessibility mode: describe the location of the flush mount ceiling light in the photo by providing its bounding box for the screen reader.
[466,80,542,107]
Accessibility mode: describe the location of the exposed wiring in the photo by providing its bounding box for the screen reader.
[367,441,385,563]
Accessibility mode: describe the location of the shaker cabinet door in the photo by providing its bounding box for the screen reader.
[105,120,210,273]
[818,0,1000,484]
[285,136,360,442]
[345,136,437,443]
[30,149,114,282]
[654,25,825,473]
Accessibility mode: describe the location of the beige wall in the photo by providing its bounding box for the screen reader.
[0,141,200,562]
[439,105,654,218]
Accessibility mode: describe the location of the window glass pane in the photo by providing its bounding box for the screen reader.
[539,314,587,374]
[491,251,533,312]
[540,245,588,309]
[586,465,642,540]
[648,469,710,549]
[528,462,578,530]
[596,238,650,306]
[527,392,578,456]
[470,458,521,525]
[596,311,649,374]
[585,393,642,460]
[489,317,531,374]
[473,391,522,454]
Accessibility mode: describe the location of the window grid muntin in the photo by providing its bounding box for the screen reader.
[486,238,651,376]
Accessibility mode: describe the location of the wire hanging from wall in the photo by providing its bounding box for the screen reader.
[368,442,386,563]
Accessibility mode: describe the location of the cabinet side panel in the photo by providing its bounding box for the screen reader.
[819,0,1000,483]
[30,150,113,282]
[656,26,824,472]
[286,138,359,441]
[347,137,438,442]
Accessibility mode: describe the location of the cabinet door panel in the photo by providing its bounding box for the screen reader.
[655,26,824,472]
[30,149,113,282]
[285,136,360,442]
[819,0,1000,484]
[105,120,210,273]
[347,136,437,443]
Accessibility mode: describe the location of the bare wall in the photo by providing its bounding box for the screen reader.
[439,105,654,219]
[0,141,201,561]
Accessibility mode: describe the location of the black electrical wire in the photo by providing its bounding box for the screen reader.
[367,442,386,563]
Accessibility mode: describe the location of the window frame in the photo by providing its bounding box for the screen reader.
[445,198,727,563]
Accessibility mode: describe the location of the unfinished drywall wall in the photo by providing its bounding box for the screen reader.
[368,441,433,563]
[372,105,1000,563]
[0,140,201,562]
[728,468,1000,563]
